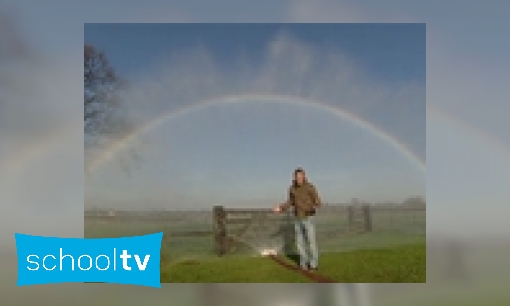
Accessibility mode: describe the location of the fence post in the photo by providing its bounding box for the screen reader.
[362,204,372,232]
[213,206,227,256]
[347,205,354,231]
[348,198,359,232]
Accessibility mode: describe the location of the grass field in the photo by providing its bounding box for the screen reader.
[161,243,426,283]
[85,208,426,283]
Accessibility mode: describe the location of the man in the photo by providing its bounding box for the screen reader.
[274,167,321,270]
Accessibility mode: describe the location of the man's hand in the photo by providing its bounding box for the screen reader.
[273,205,282,213]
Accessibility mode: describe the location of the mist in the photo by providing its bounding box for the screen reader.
[0,2,509,306]
[84,27,425,213]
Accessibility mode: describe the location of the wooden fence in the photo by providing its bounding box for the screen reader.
[212,204,375,256]
[85,202,425,256]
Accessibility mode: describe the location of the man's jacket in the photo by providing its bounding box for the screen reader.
[280,180,321,218]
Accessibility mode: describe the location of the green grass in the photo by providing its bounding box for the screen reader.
[317,230,426,252]
[161,243,426,283]
[161,255,313,283]
[85,215,426,283]
[316,243,426,282]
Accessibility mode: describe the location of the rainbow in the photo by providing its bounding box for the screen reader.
[85,94,426,175]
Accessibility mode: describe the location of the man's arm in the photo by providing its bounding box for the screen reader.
[274,187,292,212]
[310,184,321,207]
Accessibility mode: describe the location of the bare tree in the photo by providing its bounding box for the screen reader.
[84,44,144,175]
[84,44,129,138]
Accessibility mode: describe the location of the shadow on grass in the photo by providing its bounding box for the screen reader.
[285,253,300,266]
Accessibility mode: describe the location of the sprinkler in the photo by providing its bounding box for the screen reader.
[260,248,278,256]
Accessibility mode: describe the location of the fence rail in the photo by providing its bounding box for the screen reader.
[85,202,425,256]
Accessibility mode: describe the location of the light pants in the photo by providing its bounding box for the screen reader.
[294,215,319,269]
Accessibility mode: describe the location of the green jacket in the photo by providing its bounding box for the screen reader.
[280,180,321,218]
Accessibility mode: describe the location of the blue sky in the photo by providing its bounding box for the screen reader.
[84,23,425,209]
[85,23,425,84]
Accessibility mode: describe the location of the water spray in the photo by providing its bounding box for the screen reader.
[260,248,278,257]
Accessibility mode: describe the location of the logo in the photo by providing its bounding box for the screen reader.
[14,232,163,288]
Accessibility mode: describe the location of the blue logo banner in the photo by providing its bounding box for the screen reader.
[15,232,163,288]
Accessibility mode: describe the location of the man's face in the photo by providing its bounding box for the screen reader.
[295,172,305,185]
